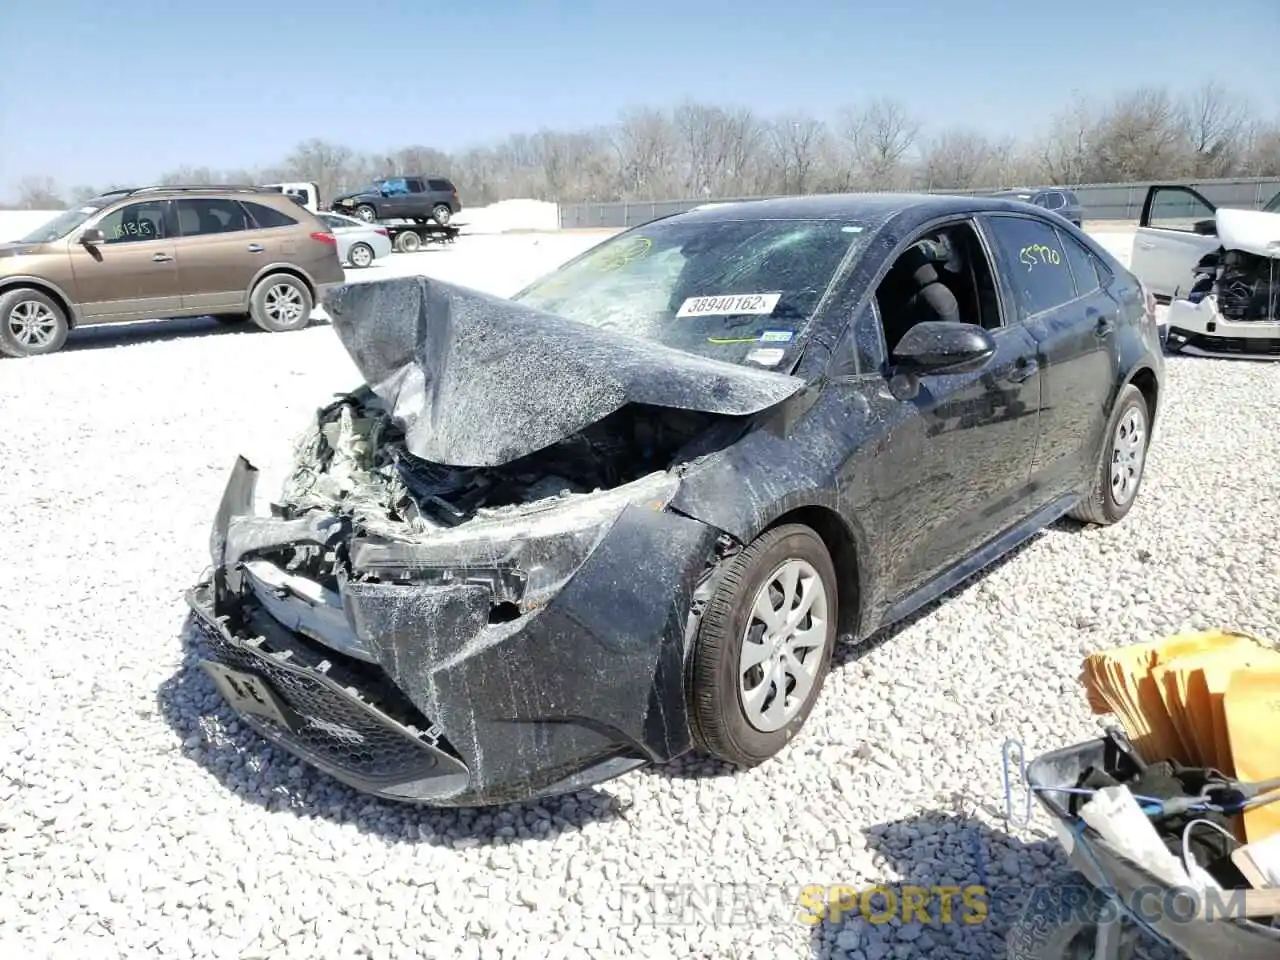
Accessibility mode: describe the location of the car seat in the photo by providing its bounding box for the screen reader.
[881,237,961,353]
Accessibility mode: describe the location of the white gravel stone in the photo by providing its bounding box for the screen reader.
[0,231,1276,959]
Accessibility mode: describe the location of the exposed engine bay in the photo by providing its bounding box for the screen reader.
[1188,247,1279,321]
[253,387,736,597]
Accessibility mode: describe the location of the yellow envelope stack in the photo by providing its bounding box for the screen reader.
[1080,629,1280,842]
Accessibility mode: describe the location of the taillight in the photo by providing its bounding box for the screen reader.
[310,231,336,246]
[375,228,389,237]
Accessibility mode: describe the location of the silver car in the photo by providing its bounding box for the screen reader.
[316,212,394,269]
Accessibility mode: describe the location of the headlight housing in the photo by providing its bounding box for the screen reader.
[349,471,682,609]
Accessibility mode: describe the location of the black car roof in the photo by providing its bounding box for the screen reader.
[664,191,1059,224]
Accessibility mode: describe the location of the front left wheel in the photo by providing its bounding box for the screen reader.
[0,288,70,358]
[687,524,838,767]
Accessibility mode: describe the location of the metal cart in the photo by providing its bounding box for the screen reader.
[1005,736,1280,960]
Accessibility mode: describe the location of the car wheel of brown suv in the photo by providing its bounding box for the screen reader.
[249,275,314,333]
[0,288,70,358]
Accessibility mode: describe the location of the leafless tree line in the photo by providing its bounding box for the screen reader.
[8,82,1280,210]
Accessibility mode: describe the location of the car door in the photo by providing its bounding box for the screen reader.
[171,197,262,313]
[1130,185,1222,299]
[378,177,411,219]
[857,220,1043,602]
[981,213,1117,504]
[69,198,183,322]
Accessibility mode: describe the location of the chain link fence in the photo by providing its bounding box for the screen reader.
[557,177,1280,230]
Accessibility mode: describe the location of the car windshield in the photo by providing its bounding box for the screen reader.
[510,217,867,366]
[18,203,106,243]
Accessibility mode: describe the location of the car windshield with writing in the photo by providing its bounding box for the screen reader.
[18,203,107,244]
[510,218,867,368]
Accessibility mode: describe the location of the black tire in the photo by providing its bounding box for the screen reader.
[353,204,377,222]
[248,274,314,333]
[1069,384,1151,526]
[1005,872,1137,960]
[431,204,452,226]
[0,288,70,358]
[395,231,421,253]
[348,242,375,268]
[687,523,838,766]
[211,313,249,325]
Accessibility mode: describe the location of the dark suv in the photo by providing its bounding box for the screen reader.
[329,177,462,226]
[990,188,1084,227]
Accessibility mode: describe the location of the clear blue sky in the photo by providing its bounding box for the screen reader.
[2,0,1277,198]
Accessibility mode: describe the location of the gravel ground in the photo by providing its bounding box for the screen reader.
[2,229,1278,960]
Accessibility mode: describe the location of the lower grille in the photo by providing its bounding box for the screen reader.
[192,615,446,786]
[1178,330,1280,355]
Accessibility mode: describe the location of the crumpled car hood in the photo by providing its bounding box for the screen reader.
[321,275,806,467]
[1216,208,1280,259]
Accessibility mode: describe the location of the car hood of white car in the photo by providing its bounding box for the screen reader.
[1216,208,1280,258]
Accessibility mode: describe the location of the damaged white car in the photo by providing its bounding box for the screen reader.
[1130,184,1280,359]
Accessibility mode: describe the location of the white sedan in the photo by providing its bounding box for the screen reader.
[316,212,394,269]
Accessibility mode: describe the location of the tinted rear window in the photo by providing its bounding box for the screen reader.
[243,201,299,229]
[428,179,453,192]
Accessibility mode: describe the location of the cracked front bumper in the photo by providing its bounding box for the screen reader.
[186,457,721,806]
[1164,298,1280,359]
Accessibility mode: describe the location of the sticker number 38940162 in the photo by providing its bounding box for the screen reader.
[676,292,782,318]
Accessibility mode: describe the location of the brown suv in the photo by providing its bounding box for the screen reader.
[0,184,347,358]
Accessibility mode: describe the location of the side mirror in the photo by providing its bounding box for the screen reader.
[891,321,996,376]
[79,228,104,245]
[1193,218,1217,236]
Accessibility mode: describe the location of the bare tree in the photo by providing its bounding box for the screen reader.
[768,113,828,194]
[15,176,65,210]
[1181,80,1250,178]
[613,107,678,199]
[919,129,995,190]
[836,98,920,190]
[1037,93,1096,185]
[7,82,1276,209]
[1087,87,1186,181]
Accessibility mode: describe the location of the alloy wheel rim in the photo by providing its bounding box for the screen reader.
[265,285,304,324]
[738,558,828,733]
[7,300,58,347]
[1109,406,1147,506]
[352,245,372,267]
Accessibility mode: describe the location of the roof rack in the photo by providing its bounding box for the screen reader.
[94,184,275,199]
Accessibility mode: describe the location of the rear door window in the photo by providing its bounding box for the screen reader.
[984,215,1080,319]
[427,179,453,192]
[1057,228,1104,296]
[175,198,251,236]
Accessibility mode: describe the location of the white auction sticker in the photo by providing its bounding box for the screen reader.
[676,292,782,318]
[746,347,785,367]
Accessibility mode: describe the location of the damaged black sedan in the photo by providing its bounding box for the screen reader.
[187,193,1164,806]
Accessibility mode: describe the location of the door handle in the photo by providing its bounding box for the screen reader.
[151,252,173,262]
[1007,357,1038,383]
[247,243,265,253]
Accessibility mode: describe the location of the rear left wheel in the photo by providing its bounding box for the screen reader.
[1069,384,1151,525]
[249,275,313,333]
[687,524,838,766]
